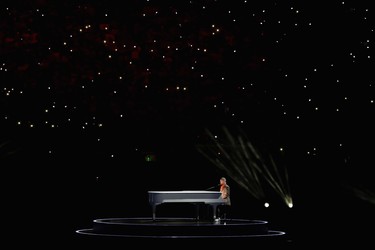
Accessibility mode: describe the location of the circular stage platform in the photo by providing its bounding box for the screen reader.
[76,217,289,247]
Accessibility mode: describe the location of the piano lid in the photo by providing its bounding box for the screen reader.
[148,190,221,193]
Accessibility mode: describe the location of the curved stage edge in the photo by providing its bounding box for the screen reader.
[75,217,291,247]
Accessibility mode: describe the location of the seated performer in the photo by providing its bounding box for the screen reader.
[217,177,231,219]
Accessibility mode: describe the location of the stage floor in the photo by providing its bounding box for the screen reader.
[75,217,290,248]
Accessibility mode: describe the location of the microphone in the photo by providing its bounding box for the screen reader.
[206,184,220,190]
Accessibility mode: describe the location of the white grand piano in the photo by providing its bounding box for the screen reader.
[148,190,225,220]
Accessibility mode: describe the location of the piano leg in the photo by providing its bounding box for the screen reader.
[152,205,156,221]
[195,204,199,220]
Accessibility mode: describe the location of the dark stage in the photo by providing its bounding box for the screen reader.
[3,163,374,249]
[2,1,375,249]
[70,177,373,248]
[75,217,287,247]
